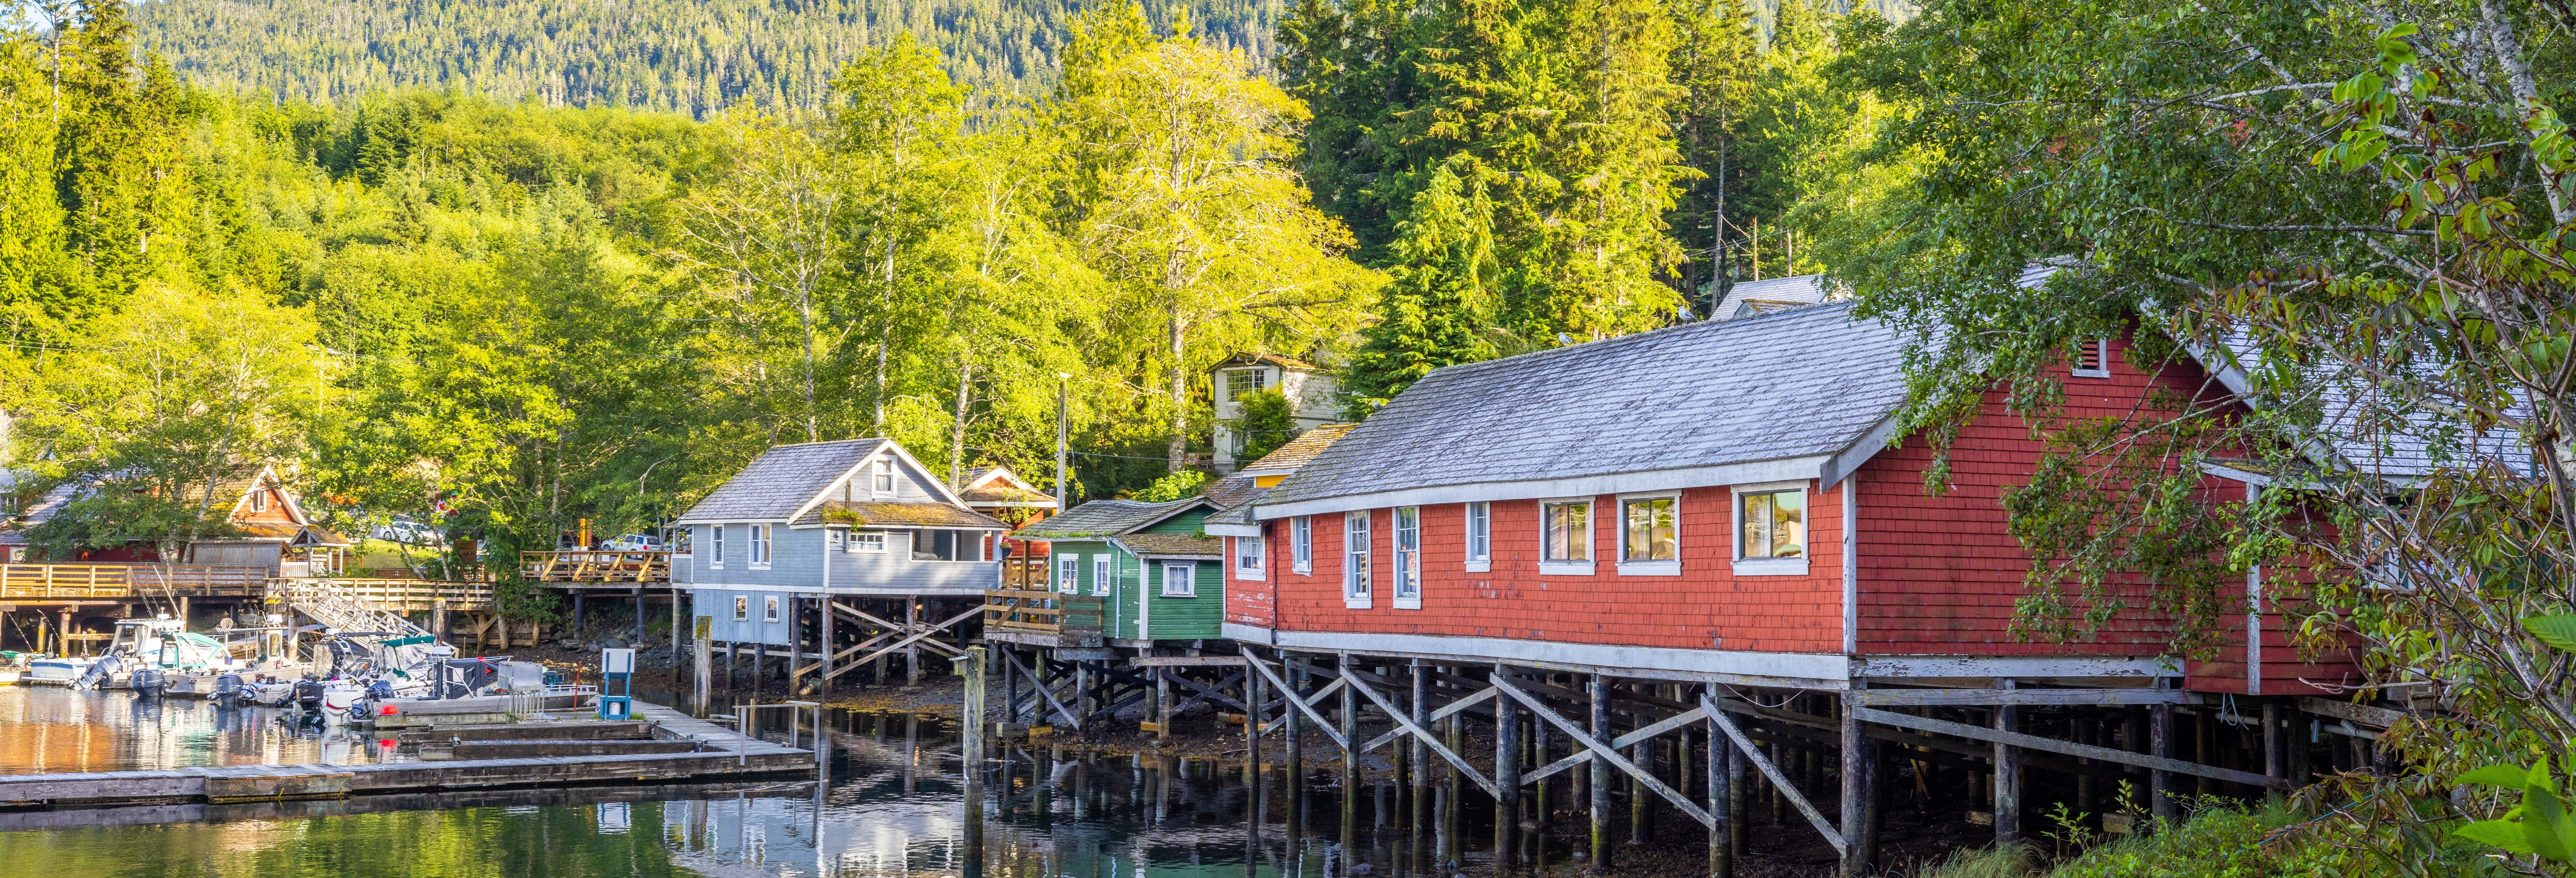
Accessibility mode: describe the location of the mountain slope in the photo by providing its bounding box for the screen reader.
[133,0,1282,116]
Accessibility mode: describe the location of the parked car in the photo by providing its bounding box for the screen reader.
[371,516,442,546]
[602,533,662,552]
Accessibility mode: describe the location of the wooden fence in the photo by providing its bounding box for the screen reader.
[277,578,496,612]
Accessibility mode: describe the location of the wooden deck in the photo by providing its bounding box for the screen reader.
[0,702,813,809]
[0,564,268,603]
[520,550,670,584]
[982,585,1104,648]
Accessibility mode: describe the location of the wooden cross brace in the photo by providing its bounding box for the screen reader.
[1705,693,1849,855]
[998,649,1083,729]
[1493,676,1713,828]
[1342,665,1500,798]
[801,604,981,682]
[1243,654,1349,750]
[1523,703,1708,784]
[831,602,965,657]
[1357,687,1495,752]
[1167,669,1249,715]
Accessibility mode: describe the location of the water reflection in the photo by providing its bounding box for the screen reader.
[0,702,1463,878]
[0,686,398,773]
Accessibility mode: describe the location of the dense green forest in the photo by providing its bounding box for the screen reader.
[131,0,1288,112]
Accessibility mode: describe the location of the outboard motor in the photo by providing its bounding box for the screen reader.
[294,678,325,713]
[72,655,121,691]
[214,673,244,708]
[366,679,396,701]
[129,667,165,698]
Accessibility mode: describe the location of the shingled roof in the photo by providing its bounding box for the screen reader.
[678,439,886,522]
[1016,497,1210,538]
[1113,532,1223,558]
[1238,423,1358,474]
[794,500,1008,529]
[1255,303,1911,517]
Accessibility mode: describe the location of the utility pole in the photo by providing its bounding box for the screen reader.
[1054,373,1071,509]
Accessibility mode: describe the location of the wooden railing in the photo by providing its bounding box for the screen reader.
[271,577,496,612]
[983,586,1103,635]
[519,550,671,583]
[0,564,269,599]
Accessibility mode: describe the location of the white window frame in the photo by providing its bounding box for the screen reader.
[1162,561,1197,597]
[1538,498,1595,576]
[708,525,725,569]
[1094,555,1116,595]
[248,490,267,513]
[1343,511,1372,608]
[849,531,885,553]
[1057,555,1081,594]
[732,595,749,621]
[747,523,773,570]
[1393,506,1422,608]
[1292,516,1313,574]
[1463,502,1491,572]
[1224,367,1267,402]
[2071,338,2112,378]
[1732,481,1812,576]
[1235,534,1266,580]
[1616,493,1682,576]
[872,460,897,496]
[828,528,845,551]
[763,595,781,623]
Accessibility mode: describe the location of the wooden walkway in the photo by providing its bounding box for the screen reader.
[0,702,814,809]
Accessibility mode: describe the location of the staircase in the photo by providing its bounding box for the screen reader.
[270,578,453,671]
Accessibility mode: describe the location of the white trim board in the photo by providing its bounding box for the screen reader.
[1202,521,1262,537]
[1251,455,1833,521]
[1219,623,2181,685]
[1222,624,1850,683]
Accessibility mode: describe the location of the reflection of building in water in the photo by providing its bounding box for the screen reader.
[0,686,389,774]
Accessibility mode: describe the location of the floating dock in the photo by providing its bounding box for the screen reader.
[0,703,815,809]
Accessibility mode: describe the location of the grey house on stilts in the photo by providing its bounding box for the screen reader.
[676,438,1012,693]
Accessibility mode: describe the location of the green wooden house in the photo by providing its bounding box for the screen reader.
[1011,496,1223,643]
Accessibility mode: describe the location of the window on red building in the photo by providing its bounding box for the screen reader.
[1292,517,1313,573]
[1740,490,1805,558]
[1393,507,1421,606]
[1344,511,1372,606]
[1543,501,1591,562]
[1464,502,1491,568]
[1622,497,1677,561]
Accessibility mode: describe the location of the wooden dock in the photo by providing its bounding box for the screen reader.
[0,703,815,809]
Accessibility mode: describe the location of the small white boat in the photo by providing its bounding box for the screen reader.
[25,655,97,685]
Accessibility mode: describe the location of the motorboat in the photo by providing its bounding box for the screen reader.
[25,654,97,685]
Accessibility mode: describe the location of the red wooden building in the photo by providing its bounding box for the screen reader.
[1206,288,2371,875]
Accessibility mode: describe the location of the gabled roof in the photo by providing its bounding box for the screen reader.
[1112,533,1223,559]
[1710,274,1841,322]
[1254,303,1913,519]
[1237,423,1358,475]
[1016,496,1213,538]
[680,439,890,522]
[1217,352,1324,372]
[958,466,1058,508]
[679,438,978,524]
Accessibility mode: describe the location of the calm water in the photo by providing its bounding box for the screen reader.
[0,692,1449,878]
[0,685,402,773]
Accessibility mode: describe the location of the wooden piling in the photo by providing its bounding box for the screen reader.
[1994,678,2020,844]
[1707,684,1732,878]
[1495,664,1520,871]
[963,646,987,877]
[1287,654,1305,837]
[1840,682,1877,878]
[692,616,712,715]
[1590,675,1613,871]
[2151,681,2176,825]
[1157,668,1173,740]
[2262,700,2284,803]
[1339,653,1359,861]
[1411,660,1430,863]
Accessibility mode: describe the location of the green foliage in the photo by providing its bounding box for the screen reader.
[2454,760,2576,861]
[1129,469,1209,502]
[1230,389,1299,462]
[131,0,1288,117]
